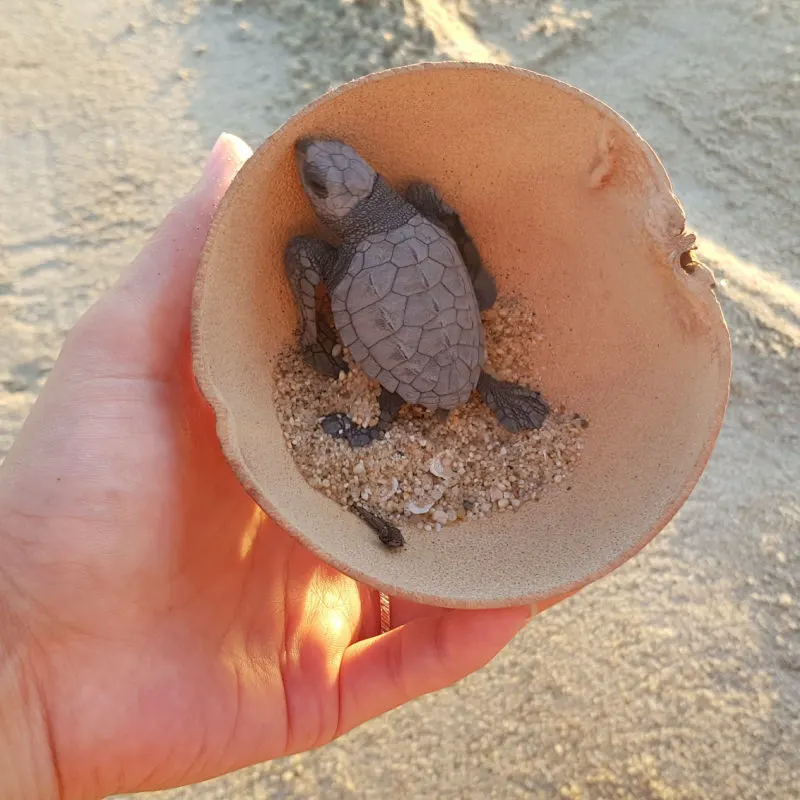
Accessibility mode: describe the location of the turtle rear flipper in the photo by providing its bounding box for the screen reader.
[320,387,406,448]
[405,182,497,311]
[320,413,380,448]
[478,371,549,432]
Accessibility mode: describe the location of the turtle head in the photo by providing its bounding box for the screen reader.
[295,138,377,223]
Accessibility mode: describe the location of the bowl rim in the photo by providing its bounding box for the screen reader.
[190,61,733,609]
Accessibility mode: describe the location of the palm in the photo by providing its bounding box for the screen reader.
[0,136,531,800]
[4,320,391,793]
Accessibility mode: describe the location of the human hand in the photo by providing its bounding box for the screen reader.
[0,133,533,799]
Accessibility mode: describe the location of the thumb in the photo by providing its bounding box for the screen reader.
[68,133,252,377]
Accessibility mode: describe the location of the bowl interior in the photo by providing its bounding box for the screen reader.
[192,64,731,608]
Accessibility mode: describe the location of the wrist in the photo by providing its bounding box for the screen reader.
[0,650,61,800]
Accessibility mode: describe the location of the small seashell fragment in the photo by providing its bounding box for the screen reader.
[407,499,436,515]
[379,477,399,501]
[406,485,445,515]
[428,452,453,480]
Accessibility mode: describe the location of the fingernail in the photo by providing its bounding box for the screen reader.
[197,132,252,192]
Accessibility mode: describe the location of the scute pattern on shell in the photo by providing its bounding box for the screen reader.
[331,213,485,410]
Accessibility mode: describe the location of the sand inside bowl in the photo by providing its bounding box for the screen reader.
[273,293,587,531]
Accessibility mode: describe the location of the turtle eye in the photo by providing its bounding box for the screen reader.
[304,167,329,198]
[308,177,328,197]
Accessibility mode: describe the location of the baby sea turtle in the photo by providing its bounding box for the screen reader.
[285,138,548,448]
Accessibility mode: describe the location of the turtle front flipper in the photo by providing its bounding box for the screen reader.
[477,371,549,432]
[320,387,406,448]
[285,236,349,378]
[405,182,497,311]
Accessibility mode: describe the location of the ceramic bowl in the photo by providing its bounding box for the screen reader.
[191,63,731,608]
